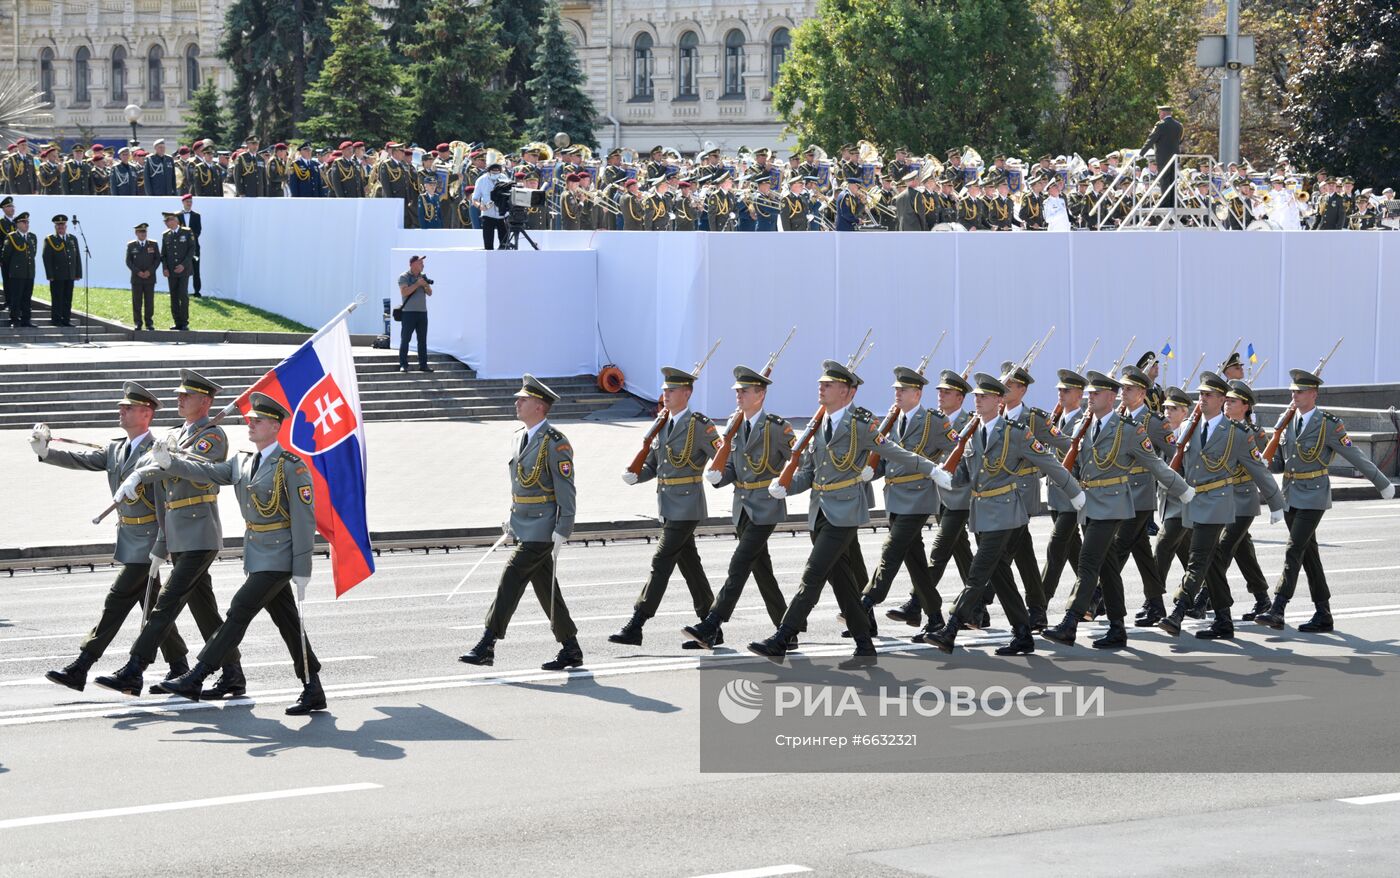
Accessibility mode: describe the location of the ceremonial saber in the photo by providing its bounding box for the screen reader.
[141,564,162,626]
[297,593,310,686]
[53,436,105,450]
[445,529,511,602]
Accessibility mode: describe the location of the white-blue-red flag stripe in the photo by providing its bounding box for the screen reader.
[235,312,374,595]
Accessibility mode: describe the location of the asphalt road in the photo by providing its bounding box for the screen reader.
[3,501,1400,877]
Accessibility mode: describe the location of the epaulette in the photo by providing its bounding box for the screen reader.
[765,412,785,425]
[1006,415,1028,430]
[853,407,874,423]
[1321,411,1340,425]
[1028,405,1049,419]
[693,413,711,424]
[547,427,564,442]
[279,449,303,463]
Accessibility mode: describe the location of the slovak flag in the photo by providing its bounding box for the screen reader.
[235,314,374,596]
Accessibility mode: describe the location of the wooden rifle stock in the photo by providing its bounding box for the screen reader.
[1059,411,1094,472]
[941,415,981,474]
[627,406,669,475]
[1261,402,1297,465]
[778,407,826,489]
[1169,402,1203,472]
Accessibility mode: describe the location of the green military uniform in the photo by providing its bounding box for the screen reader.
[40,215,82,327]
[161,212,196,331]
[37,383,189,692]
[620,183,650,231]
[37,155,63,195]
[265,152,289,197]
[62,151,93,194]
[126,223,161,330]
[461,376,582,671]
[1,212,37,327]
[233,142,265,197]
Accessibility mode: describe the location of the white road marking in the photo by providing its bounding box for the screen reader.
[690,866,813,878]
[0,654,69,664]
[0,783,382,831]
[0,632,90,643]
[954,694,1312,730]
[238,655,375,669]
[1338,792,1400,805]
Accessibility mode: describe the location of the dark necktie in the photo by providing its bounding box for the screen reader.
[743,420,751,444]
[250,453,261,479]
[1093,420,1101,443]
[898,414,907,438]
[980,426,988,449]
[519,432,528,456]
[1201,421,1209,446]
[823,417,832,444]
[1294,416,1302,439]
[123,441,136,464]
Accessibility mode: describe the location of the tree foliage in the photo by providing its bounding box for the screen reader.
[490,0,548,139]
[383,0,432,66]
[302,0,412,144]
[404,0,513,147]
[219,0,334,142]
[182,76,227,146]
[525,1,599,149]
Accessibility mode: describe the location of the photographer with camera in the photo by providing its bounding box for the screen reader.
[396,255,434,373]
[472,162,510,251]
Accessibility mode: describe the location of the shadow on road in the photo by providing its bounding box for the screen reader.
[506,673,681,713]
[111,703,493,759]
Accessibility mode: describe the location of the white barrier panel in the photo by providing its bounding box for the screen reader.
[388,247,597,379]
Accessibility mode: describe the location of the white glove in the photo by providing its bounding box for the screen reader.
[621,471,638,486]
[152,438,173,468]
[1179,486,1196,505]
[501,519,513,539]
[704,469,723,486]
[552,532,566,555]
[1270,508,1285,525]
[148,551,166,572]
[1069,491,1086,512]
[768,482,788,499]
[931,468,952,491]
[293,575,311,602]
[1382,483,1396,501]
[858,465,875,483]
[29,422,50,458]
[114,470,143,503]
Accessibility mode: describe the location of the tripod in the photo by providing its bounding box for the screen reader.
[66,214,101,348]
[501,217,540,251]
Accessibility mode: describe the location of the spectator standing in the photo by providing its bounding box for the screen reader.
[397,255,433,373]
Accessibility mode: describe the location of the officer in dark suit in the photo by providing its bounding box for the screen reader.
[41,214,81,327]
[2,211,37,327]
[178,194,203,297]
[143,139,176,197]
[126,222,161,331]
[1142,104,1183,206]
[0,195,13,315]
[161,210,196,331]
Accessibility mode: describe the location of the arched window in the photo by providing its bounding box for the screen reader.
[723,30,745,97]
[184,45,200,101]
[770,28,790,87]
[677,31,698,98]
[111,45,127,102]
[39,48,54,105]
[632,33,653,100]
[147,45,164,103]
[74,47,91,103]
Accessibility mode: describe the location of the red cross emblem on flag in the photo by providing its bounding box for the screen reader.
[290,374,358,455]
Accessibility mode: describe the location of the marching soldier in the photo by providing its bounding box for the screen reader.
[1254,369,1394,632]
[460,376,582,670]
[999,362,1066,631]
[32,385,191,692]
[1144,386,1196,614]
[924,373,1084,656]
[613,367,720,646]
[265,142,290,196]
[1039,369,1088,605]
[2,211,36,328]
[63,143,92,194]
[98,370,243,698]
[233,137,265,196]
[161,210,196,331]
[1157,372,1284,640]
[37,146,63,194]
[686,366,797,649]
[1042,371,1192,649]
[126,222,160,331]
[149,393,327,715]
[41,214,81,327]
[747,360,942,668]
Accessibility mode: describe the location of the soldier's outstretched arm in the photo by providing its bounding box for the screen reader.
[160,453,238,486]
[1232,427,1285,512]
[1017,427,1082,499]
[1325,417,1394,497]
[1126,423,1189,497]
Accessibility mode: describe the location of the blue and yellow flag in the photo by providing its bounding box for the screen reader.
[1247,343,1257,364]
[1161,340,1174,359]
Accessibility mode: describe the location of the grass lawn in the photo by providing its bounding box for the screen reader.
[34,283,312,333]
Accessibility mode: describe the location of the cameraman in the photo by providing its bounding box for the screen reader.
[472,161,510,250]
[397,255,434,373]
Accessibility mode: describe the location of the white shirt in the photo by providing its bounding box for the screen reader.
[1044,195,1071,231]
[896,405,923,438]
[522,419,546,446]
[125,431,150,460]
[253,442,280,475]
[980,415,1002,443]
[825,403,849,436]
[666,408,689,439]
[473,171,506,218]
[1004,403,1024,422]
[1295,408,1315,436]
[1201,412,1225,442]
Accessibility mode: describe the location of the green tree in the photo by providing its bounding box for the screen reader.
[383,0,431,65]
[182,76,228,145]
[525,1,598,149]
[302,0,412,144]
[1034,0,1201,158]
[405,0,512,146]
[490,0,548,138]
[220,0,335,142]
[1276,0,1399,181]
[774,0,1054,156]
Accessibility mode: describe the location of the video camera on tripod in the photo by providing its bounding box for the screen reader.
[491,180,547,250]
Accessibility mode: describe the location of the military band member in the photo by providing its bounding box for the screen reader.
[748,361,943,668]
[650,176,675,231]
[1042,372,1192,648]
[620,178,650,231]
[781,176,811,231]
[150,393,326,714]
[672,180,697,231]
[417,175,444,229]
[63,143,93,194]
[126,222,161,331]
[2,211,36,327]
[707,172,738,232]
[161,210,196,331]
[37,146,63,195]
[233,137,266,197]
[455,376,585,670]
[834,177,863,231]
[1157,372,1285,640]
[91,148,114,195]
[748,176,779,231]
[686,367,798,649]
[1021,174,1048,230]
[1253,369,1394,633]
[1040,370,1088,604]
[612,368,721,645]
[41,214,81,327]
[989,180,1015,230]
[925,373,1084,655]
[98,370,242,698]
[32,385,190,692]
[559,173,588,230]
[958,179,987,229]
[999,362,1065,630]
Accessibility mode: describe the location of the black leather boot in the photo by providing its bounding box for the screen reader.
[747,625,798,663]
[1082,586,1104,621]
[839,637,878,669]
[285,675,327,715]
[1187,587,1210,620]
[93,655,149,696]
[541,637,585,670]
[1195,611,1236,639]
[1156,598,1190,636]
[608,611,646,645]
[839,600,878,639]
[783,632,800,651]
[886,596,922,627]
[1297,602,1334,633]
[1253,595,1288,630]
[1027,605,1048,634]
[200,661,248,700]
[1241,595,1271,623]
[149,655,192,695]
[1092,620,1129,650]
[995,624,1035,656]
[682,612,725,650]
[45,651,97,692]
[927,615,961,654]
[1041,612,1079,646]
[1134,596,1167,627]
[159,661,214,701]
[459,629,497,666]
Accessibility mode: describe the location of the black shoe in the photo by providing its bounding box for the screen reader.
[145,324,155,331]
[160,661,214,701]
[1028,605,1048,634]
[148,655,192,695]
[963,607,991,630]
[1297,604,1333,633]
[1092,620,1129,650]
[840,605,878,639]
[419,366,435,373]
[784,633,800,651]
[1195,613,1236,640]
[1254,595,1288,630]
[459,630,497,666]
[838,638,878,669]
[1041,612,1079,647]
[199,661,247,700]
[1134,597,1167,627]
[927,615,961,654]
[682,613,724,650]
[1157,600,1189,637]
[93,656,149,696]
[285,675,327,715]
[45,651,97,692]
[1241,596,1271,623]
[1187,588,1210,620]
[995,624,1035,656]
[1146,517,1160,537]
[169,325,181,331]
[191,292,203,298]
[747,626,797,663]
[541,638,584,670]
[608,611,646,646]
[886,597,922,627]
